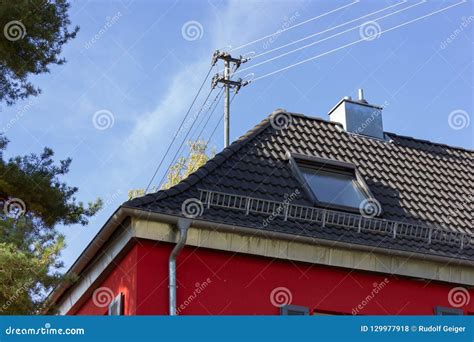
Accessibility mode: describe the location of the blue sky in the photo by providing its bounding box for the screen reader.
[1,0,472,270]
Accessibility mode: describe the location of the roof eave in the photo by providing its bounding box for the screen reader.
[49,203,474,310]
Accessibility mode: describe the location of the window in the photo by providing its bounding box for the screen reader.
[300,168,368,208]
[313,309,349,315]
[289,153,376,214]
[280,305,310,315]
[108,293,123,315]
[434,306,464,315]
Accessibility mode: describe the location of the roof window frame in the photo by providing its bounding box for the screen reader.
[434,306,464,315]
[280,304,310,315]
[287,152,379,215]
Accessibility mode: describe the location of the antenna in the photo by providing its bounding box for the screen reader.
[211,50,249,147]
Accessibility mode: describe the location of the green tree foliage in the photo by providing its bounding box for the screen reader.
[0,135,102,314]
[161,140,215,190]
[0,0,78,105]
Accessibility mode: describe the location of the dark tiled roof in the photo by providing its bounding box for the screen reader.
[125,111,474,261]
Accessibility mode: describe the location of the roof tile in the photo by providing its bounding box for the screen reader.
[125,112,474,260]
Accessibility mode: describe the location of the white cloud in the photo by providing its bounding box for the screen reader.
[124,0,300,157]
[124,60,209,155]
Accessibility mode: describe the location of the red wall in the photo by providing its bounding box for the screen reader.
[70,239,474,315]
[72,244,138,315]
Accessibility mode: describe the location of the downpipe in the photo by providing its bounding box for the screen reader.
[169,218,191,316]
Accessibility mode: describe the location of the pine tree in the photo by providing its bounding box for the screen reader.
[0,135,102,314]
[0,0,78,105]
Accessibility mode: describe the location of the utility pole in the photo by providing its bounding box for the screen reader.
[211,51,249,148]
[223,58,230,149]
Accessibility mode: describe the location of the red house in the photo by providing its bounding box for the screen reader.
[49,91,473,316]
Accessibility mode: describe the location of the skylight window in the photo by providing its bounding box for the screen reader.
[300,167,368,208]
[288,153,377,214]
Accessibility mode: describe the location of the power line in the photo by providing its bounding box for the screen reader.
[207,116,223,145]
[156,87,217,189]
[179,87,223,155]
[206,92,237,144]
[230,0,360,52]
[250,0,465,83]
[189,87,224,141]
[175,91,233,179]
[164,74,231,181]
[144,65,214,193]
[250,0,407,61]
[158,55,245,189]
[195,88,225,141]
[237,0,425,75]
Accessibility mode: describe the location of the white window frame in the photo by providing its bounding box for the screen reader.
[434,306,464,315]
[280,304,310,315]
[108,293,124,315]
[288,152,378,215]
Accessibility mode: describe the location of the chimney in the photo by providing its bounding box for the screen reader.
[328,89,384,140]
